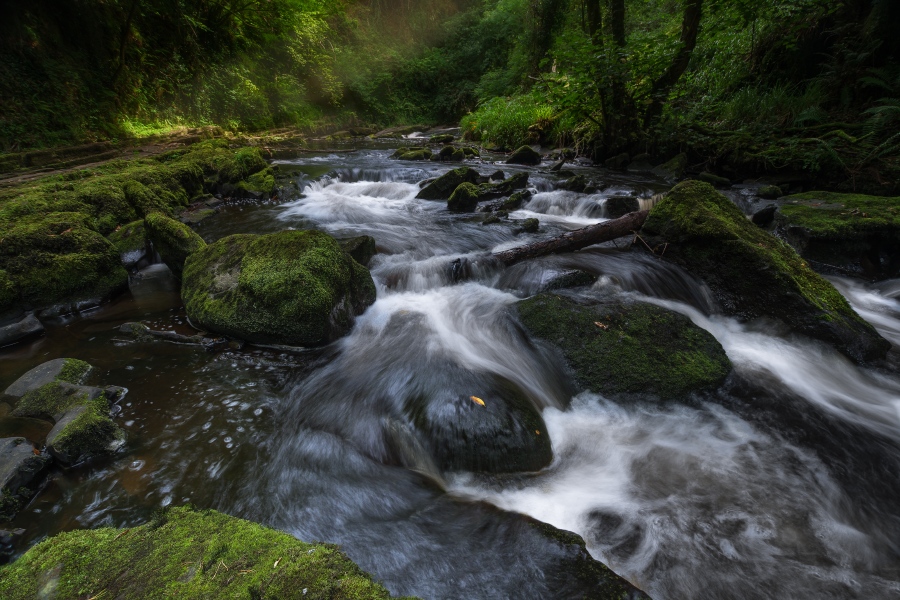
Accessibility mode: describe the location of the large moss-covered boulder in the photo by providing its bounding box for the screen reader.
[0,212,128,309]
[641,181,890,362]
[416,167,480,200]
[776,191,900,277]
[507,145,542,166]
[519,293,731,400]
[2,357,92,401]
[144,212,207,278]
[477,172,529,200]
[0,506,404,600]
[182,230,376,346]
[447,183,481,212]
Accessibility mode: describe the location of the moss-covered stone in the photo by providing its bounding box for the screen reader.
[0,269,16,314]
[519,293,731,400]
[0,140,275,312]
[561,174,588,193]
[430,133,455,144]
[758,184,783,199]
[651,152,688,180]
[521,218,540,233]
[144,212,207,278]
[337,235,377,267]
[447,182,480,212]
[697,171,731,188]
[501,190,531,211]
[0,437,49,522]
[2,358,92,401]
[0,506,406,600]
[397,149,432,161]
[641,181,890,362]
[235,167,276,198]
[416,167,481,201]
[776,191,900,276]
[507,145,542,166]
[182,230,376,346]
[477,172,529,200]
[107,220,148,268]
[0,211,128,308]
[56,358,92,385]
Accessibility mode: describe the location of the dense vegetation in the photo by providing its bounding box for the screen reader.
[1,0,898,190]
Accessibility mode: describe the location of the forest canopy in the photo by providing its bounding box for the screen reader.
[1,0,897,187]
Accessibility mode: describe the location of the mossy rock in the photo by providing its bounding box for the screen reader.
[182,230,376,346]
[107,220,148,268]
[0,270,16,314]
[776,191,900,276]
[397,150,432,161]
[758,184,783,199]
[518,293,731,400]
[651,152,688,180]
[521,218,540,233]
[605,196,641,218]
[145,212,207,278]
[501,190,531,211]
[641,181,890,362]
[3,357,92,402]
[337,235,377,267]
[506,145,542,166]
[447,183,480,213]
[0,506,407,600]
[561,175,588,193]
[235,167,276,199]
[477,172,529,200]
[0,211,128,309]
[0,437,50,522]
[416,167,480,200]
[697,171,731,188]
[429,133,455,144]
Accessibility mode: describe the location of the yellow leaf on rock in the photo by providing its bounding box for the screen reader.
[470,396,485,406]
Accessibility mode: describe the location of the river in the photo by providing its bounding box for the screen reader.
[2,143,899,599]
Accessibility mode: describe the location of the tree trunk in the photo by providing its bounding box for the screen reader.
[644,0,703,125]
[492,210,649,267]
[609,0,625,47]
[586,0,602,42]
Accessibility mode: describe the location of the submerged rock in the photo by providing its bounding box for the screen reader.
[144,213,206,278]
[776,191,900,277]
[182,230,376,346]
[640,181,891,362]
[0,313,44,348]
[518,293,731,400]
[506,145,542,166]
[0,506,400,599]
[416,167,480,200]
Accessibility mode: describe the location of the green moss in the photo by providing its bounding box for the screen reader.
[0,269,16,313]
[521,218,539,233]
[506,145,541,165]
[519,294,731,399]
[236,167,276,197]
[0,506,407,600]
[0,488,21,521]
[123,180,169,217]
[447,182,480,212]
[778,191,900,240]
[415,167,480,200]
[0,211,128,307]
[56,358,92,385]
[107,220,147,258]
[398,150,432,161]
[641,180,890,362]
[145,212,207,278]
[182,230,376,346]
[12,381,87,420]
[48,396,124,463]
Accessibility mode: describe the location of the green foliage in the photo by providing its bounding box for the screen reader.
[461,94,554,148]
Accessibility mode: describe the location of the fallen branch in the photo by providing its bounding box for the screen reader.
[491,210,649,267]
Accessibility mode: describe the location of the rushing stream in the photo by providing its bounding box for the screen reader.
[3,144,900,599]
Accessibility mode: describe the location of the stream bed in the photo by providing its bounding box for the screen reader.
[3,144,900,599]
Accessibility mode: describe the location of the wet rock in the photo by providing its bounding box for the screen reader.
[437,145,455,161]
[758,184,783,199]
[447,183,481,213]
[406,365,552,473]
[0,437,49,521]
[520,218,540,233]
[395,149,432,161]
[518,292,732,400]
[430,133,455,144]
[605,152,630,170]
[626,158,654,172]
[541,269,597,291]
[477,172,529,200]
[0,313,44,348]
[697,171,731,188]
[775,191,900,278]
[234,167,276,199]
[144,213,206,279]
[605,196,641,218]
[651,153,688,180]
[641,181,891,362]
[500,190,532,211]
[488,170,506,181]
[374,124,426,138]
[416,167,481,200]
[337,235,378,267]
[482,213,503,225]
[179,207,217,227]
[549,158,565,172]
[107,220,149,269]
[752,204,778,227]
[561,174,588,193]
[182,230,376,346]
[506,145,542,166]
[2,358,92,402]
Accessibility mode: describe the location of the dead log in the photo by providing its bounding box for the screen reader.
[492,210,648,267]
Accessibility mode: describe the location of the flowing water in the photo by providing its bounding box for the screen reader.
[3,145,900,599]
